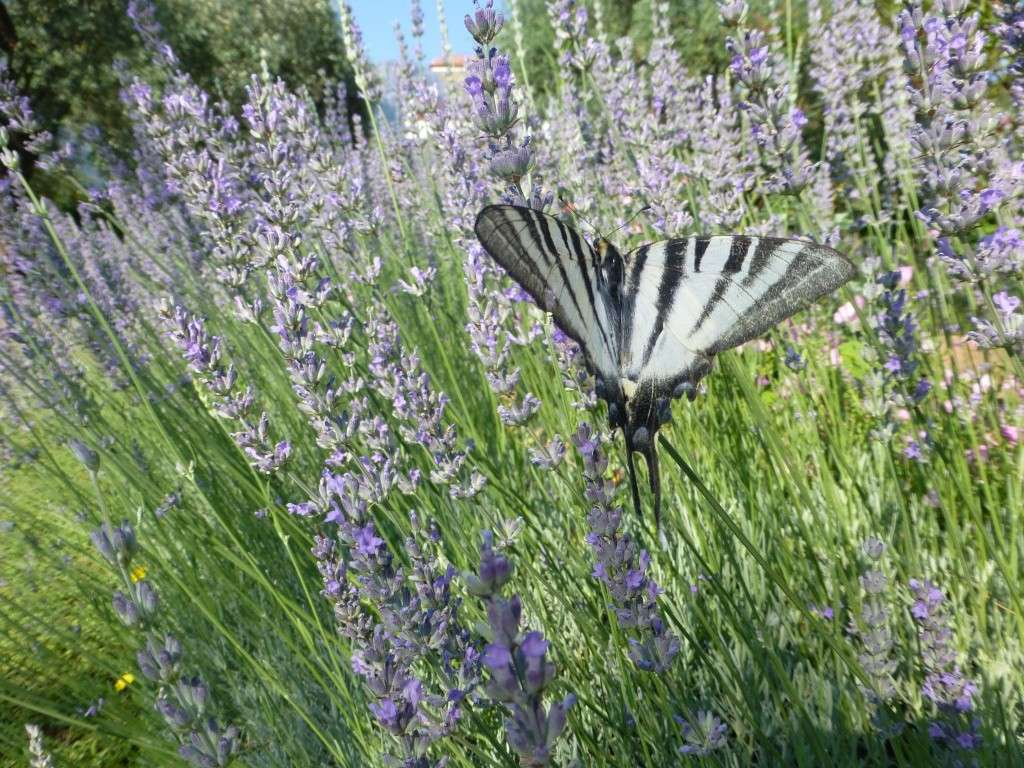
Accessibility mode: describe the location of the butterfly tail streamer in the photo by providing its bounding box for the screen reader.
[624,434,644,521]
[641,442,662,532]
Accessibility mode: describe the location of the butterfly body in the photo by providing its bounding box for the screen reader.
[474,204,856,526]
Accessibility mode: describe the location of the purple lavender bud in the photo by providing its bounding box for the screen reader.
[112,591,140,626]
[717,0,747,26]
[216,725,240,764]
[353,524,385,557]
[529,435,567,470]
[482,642,512,670]
[464,532,514,596]
[157,696,193,730]
[994,291,1021,314]
[464,0,504,45]
[489,144,533,182]
[520,631,548,658]
[90,526,117,566]
[676,710,729,755]
[860,570,888,596]
[486,595,522,647]
[177,676,208,715]
[464,76,484,98]
[108,521,138,566]
[135,580,159,618]
[783,346,806,371]
[369,698,400,728]
[545,694,576,747]
[520,631,554,694]
[137,647,160,681]
[178,744,216,768]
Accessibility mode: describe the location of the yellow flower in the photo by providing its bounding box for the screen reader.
[115,672,135,692]
[130,565,147,583]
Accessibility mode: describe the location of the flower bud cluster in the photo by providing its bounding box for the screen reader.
[898,0,1022,362]
[720,1,815,195]
[572,423,680,673]
[674,710,729,756]
[968,291,1024,357]
[464,0,504,47]
[909,578,982,755]
[466,532,575,765]
[317,515,480,766]
[867,271,932,457]
[90,519,240,766]
[160,302,289,475]
[847,538,901,736]
[463,1,551,208]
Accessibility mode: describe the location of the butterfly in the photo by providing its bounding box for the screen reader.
[474,204,857,527]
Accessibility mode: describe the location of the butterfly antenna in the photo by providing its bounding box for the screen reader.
[603,205,652,241]
[558,196,599,238]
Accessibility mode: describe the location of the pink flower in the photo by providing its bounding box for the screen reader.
[972,374,993,394]
[965,445,989,463]
[897,265,913,287]
[1001,425,1019,446]
[833,295,866,325]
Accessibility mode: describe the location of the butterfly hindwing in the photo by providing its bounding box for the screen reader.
[619,238,710,389]
[622,235,857,396]
[474,205,619,379]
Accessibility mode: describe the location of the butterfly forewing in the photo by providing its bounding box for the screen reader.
[474,205,619,380]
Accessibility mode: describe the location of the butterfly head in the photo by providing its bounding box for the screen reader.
[594,238,624,294]
[594,237,622,263]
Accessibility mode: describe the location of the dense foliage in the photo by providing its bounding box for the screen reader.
[1,0,354,205]
[1,0,1023,766]
[501,0,765,101]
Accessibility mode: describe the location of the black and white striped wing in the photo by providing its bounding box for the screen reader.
[620,235,856,393]
[474,204,619,380]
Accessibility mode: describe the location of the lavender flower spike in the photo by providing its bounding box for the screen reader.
[90,519,240,766]
[468,532,575,765]
[572,423,680,673]
[968,291,1024,356]
[909,578,981,757]
[848,538,902,737]
[318,514,478,765]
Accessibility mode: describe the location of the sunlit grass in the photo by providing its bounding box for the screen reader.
[1,0,1022,766]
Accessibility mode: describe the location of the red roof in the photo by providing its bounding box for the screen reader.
[429,54,468,70]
